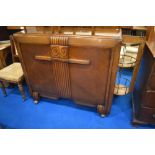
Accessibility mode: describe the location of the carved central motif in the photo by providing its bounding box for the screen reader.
[50,36,71,98]
[51,46,68,59]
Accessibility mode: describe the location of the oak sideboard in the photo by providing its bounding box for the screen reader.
[13,32,121,116]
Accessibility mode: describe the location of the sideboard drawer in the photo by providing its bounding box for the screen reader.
[139,107,155,123]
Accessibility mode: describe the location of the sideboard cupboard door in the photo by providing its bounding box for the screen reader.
[19,44,58,99]
[69,46,111,106]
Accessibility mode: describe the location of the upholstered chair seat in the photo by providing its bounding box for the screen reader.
[0,63,23,82]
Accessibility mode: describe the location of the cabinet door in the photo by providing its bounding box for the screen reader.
[20,44,57,98]
[69,46,112,106]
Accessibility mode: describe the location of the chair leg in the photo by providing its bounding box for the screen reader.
[0,81,7,97]
[17,82,26,101]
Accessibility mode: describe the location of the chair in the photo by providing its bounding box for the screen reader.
[0,36,26,101]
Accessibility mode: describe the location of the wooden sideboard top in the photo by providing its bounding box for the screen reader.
[13,32,122,48]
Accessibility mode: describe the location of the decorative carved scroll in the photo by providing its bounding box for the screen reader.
[51,46,68,59]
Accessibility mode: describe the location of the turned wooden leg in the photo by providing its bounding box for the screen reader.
[97,104,106,117]
[0,81,7,97]
[17,82,26,101]
[32,92,40,104]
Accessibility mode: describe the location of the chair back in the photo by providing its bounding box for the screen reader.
[10,35,20,62]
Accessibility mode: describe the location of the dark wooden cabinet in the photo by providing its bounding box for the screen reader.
[133,30,155,124]
[14,33,121,116]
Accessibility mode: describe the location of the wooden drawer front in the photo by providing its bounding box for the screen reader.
[143,91,155,108]
[148,73,155,90]
[139,107,155,123]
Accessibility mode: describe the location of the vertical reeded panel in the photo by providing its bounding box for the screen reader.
[50,36,71,98]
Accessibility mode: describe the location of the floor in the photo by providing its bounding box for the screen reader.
[0,84,155,129]
[0,68,155,129]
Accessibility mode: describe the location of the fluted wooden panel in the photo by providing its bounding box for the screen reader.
[50,36,71,98]
[50,36,68,45]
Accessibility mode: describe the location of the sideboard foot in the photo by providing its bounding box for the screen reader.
[33,92,40,104]
[97,104,106,117]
